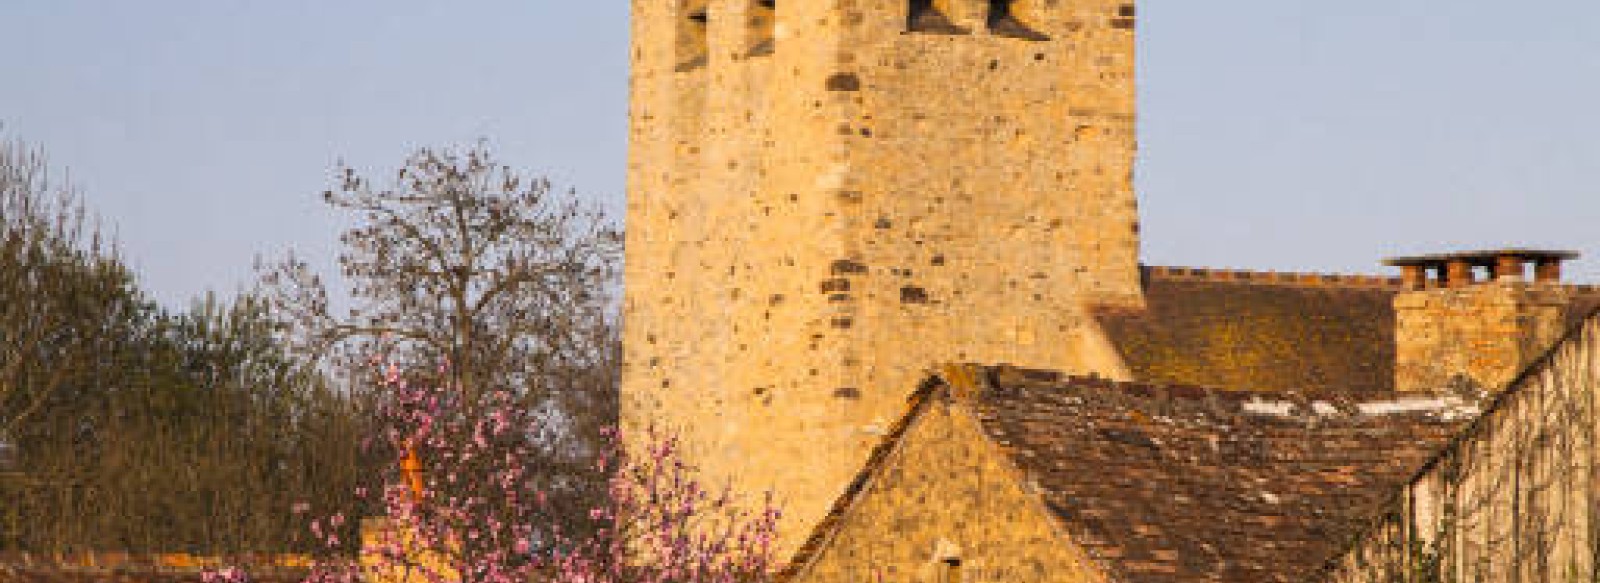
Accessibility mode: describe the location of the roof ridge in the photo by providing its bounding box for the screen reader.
[1143,265,1405,290]
[1564,283,1600,295]
[989,366,1449,402]
[1145,264,1598,292]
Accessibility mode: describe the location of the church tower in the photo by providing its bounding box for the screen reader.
[623,0,1142,553]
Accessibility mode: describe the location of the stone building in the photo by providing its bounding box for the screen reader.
[621,1,1600,581]
[1327,317,1600,582]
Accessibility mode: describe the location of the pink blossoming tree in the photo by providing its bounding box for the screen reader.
[210,363,780,583]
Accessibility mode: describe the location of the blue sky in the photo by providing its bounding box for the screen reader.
[1,1,1597,306]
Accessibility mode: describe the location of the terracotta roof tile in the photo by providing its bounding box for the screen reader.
[971,367,1477,583]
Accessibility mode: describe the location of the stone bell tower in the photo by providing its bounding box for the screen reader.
[623,0,1142,553]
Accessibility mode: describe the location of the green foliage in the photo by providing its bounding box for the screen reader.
[0,136,145,441]
[0,136,378,555]
[0,137,621,558]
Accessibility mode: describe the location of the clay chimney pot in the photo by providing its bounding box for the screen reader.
[1535,259,1563,283]
[1399,265,1427,290]
[1495,255,1526,282]
[1446,259,1473,289]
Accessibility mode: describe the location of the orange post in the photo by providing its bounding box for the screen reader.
[401,444,425,501]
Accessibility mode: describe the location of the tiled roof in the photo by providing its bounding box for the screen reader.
[785,366,1478,583]
[1094,268,1400,394]
[971,367,1477,583]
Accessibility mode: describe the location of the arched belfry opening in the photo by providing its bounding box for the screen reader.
[675,0,710,72]
[939,558,963,583]
[988,0,1049,40]
[908,0,969,35]
[749,0,776,57]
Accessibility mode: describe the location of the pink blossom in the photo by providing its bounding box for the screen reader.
[216,358,781,583]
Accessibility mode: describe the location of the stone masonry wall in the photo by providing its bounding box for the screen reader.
[0,552,309,582]
[1324,317,1600,582]
[788,389,1108,583]
[1394,282,1571,392]
[623,0,1141,556]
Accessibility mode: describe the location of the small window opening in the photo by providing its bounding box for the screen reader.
[988,0,1050,41]
[939,558,963,583]
[748,0,776,57]
[908,0,970,35]
[676,1,710,72]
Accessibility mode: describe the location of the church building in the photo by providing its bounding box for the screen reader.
[621,1,1600,581]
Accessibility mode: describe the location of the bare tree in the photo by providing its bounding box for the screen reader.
[265,144,620,400]
[260,142,622,446]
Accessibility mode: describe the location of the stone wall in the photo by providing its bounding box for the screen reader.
[622,0,1142,555]
[1323,317,1600,582]
[0,552,309,582]
[1394,282,1571,392]
[786,383,1108,583]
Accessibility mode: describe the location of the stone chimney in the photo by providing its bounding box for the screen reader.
[1386,249,1579,392]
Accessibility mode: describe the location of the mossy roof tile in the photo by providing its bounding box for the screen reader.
[1094,268,1400,394]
